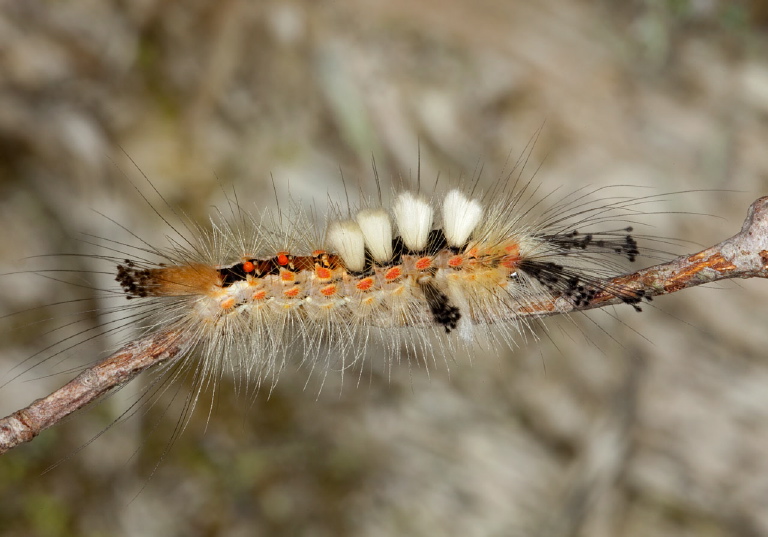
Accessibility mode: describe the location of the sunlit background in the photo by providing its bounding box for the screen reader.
[1,1,768,536]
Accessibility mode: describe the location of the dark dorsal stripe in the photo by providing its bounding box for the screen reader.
[218,229,456,286]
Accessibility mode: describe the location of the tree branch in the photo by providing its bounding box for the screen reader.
[1,197,766,455]
[0,329,185,454]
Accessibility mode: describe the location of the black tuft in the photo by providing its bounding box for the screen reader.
[421,281,461,333]
[116,262,153,298]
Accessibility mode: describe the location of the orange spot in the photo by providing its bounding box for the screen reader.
[385,266,402,281]
[312,249,326,256]
[280,270,295,282]
[252,290,267,300]
[415,257,432,270]
[283,286,300,298]
[466,247,478,258]
[501,255,521,269]
[504,243,520,255]
[356,277,374,291]
[242,261,255,273]
[320,284,337,297]
[220,297,235,309]
[315,266,333,280]
[277,252,289,266]
[448,255,463,267]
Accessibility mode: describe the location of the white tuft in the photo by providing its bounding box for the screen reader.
[392,191,433,251]
[356,208,393,263]
[442,189,484,247]
[327,220,366,272]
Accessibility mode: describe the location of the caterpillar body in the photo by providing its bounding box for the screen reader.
[102,173,656,393]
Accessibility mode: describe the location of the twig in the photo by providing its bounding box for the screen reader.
[0,329,185,454]
[1,197,766,455]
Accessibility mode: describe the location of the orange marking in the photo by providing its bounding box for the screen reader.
[283,286,300,298]
[280,270,295,282]
[466,247,478,258]
[660,252,736,293]
[252,290,267,300]
[448,255,463,267]
[501,255,521,269]
[320,284,337,296]
[356,277,374,291]
[143,264,220,297]
[242,261,255,273]
[504,243,520,255]
[277,252,290,266]
[220,297,235,309]
[415,257,432,270]
[384,266,402,281]
[315,266,333,280]
[312,249,326,256]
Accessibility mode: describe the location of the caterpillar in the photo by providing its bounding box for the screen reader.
[96,167,659,397]
[1,151,700,453]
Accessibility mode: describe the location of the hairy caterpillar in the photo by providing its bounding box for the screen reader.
[69,168,656,377]
[109,176,650,395]
[2,149,722,457]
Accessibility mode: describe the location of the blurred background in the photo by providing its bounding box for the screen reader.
[1,1,768,536]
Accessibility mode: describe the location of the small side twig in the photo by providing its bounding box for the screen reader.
[1,197,766,455]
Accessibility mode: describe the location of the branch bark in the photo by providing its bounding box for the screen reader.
[0,329,185,454]
[1,197,766,455]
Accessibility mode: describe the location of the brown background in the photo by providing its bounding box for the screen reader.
[1,1,768,536]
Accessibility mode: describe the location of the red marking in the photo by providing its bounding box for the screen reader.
[315,267,333,280]
[448,255,463,267]
[283,286,300,298]
[320,284,337,297]
[281,270,295,282]
[356,277,374,291]
[252,290,267,300]
[384,266,402,281]
[415,257,432,270]
[277,252,290,266]
[242,261,255,273]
